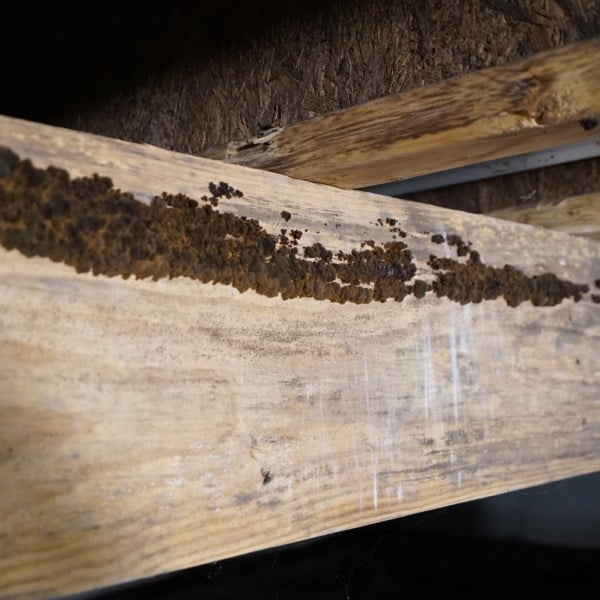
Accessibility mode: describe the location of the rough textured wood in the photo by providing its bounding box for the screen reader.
[0,116,599,599]
[210,40,600,188]
[489,193,600,239]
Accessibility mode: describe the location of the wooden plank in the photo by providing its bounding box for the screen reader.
[489,193,600,240]
[0,115,599,598]
[207,40,600,189]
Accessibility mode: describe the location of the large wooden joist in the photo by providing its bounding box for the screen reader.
[0,115,599,598]
[206,40,600,189]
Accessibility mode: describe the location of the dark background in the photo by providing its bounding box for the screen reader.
[2,2,599,597]
[70,474,600,599]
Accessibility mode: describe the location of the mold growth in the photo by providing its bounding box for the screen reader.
[428,252,588,307]
[0,147,593,307]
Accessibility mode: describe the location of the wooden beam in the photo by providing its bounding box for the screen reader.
[207,40,600,189]
[0,116,599,599]
[489,193,600,240]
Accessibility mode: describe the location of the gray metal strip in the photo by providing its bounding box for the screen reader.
[361,137,600,197]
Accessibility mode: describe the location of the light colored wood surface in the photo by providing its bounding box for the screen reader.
[489,193,600,240]
[0,116,599,598]
[207,40,600,189]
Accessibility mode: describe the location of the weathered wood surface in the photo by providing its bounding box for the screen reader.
[0,116,599,598]
[489,193,600,240]
[207,40,600,189]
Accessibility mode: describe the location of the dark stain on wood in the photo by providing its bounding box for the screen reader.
[0,148,592,308]
[579,118,598,131]
[261,468,273,485]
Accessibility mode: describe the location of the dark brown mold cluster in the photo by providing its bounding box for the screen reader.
[428,232,589,306]
[428,253,588,307]
[0,147,593,308]
[0,148,415,304]
[207,181,243,203]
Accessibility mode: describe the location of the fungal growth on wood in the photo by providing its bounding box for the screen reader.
[0,147,593,307]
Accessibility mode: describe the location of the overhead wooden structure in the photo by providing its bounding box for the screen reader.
[0,115,598,598]
[205,40,600,189]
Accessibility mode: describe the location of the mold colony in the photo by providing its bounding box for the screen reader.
[0,147,592,307]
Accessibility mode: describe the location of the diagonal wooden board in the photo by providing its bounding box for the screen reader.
[206,39,600,189]
[0,115,598,598]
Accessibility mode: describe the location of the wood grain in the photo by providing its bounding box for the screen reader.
[208,40,600,189]
[0,116,599,598]
[489,193,600,240]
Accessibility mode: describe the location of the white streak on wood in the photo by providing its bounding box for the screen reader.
[459,304,472,356]
[396,484,404,502]
[372,472,378,510]
[450,311,461,423]
[456,470,463,487]
[422,324,433,417]
[351,430,364,512]
[165,478,186,487]
[363,357,371,416]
